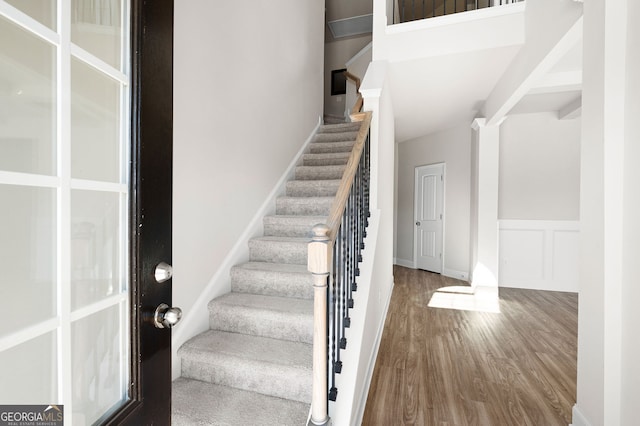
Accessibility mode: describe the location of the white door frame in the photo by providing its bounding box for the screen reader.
[413,162,445,272]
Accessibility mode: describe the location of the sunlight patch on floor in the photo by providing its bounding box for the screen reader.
[428,288,501,313]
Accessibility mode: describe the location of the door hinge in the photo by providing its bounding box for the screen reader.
[440,213,443,220]
[441,174,443,181]
[439,253,442,259]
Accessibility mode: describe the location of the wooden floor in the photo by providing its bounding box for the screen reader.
[362,266,578,426]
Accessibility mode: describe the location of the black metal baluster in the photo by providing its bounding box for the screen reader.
[340,209,348,350]
[329,241,338,401]
[335,222,343,373]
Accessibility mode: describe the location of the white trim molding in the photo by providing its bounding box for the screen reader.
[443,268,469,281]
[394,257,415,269]
[499,220,580,292]
[571,404,593,426]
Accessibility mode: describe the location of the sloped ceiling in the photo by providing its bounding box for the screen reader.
[325,0,373,42]
[390,45,522,142]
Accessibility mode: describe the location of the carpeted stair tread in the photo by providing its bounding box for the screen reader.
[276,196,334,215]
[263,215,327,238]
[322,114,347,125]
[208,292,313,343]
[286,179,341,197]
[172,378,310,426]
[303,152,351,166]
[179,329,312,370]
[249,236,309,264]
[309,141,355,154]
[313,131,359,143]
[231,262,313,299]
[319,122,362,133]
[295,164,346,180]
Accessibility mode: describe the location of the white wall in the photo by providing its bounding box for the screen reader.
[172,0,324,374]
[324,35,372,118]
[621,0,640,422]
[499,112,581,220]
[395,125,471,278]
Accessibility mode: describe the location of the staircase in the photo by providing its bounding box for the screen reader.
[172,121,362,425]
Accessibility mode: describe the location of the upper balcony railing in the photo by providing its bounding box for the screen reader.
[394,0,524,24]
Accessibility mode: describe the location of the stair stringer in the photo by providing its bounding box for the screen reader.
[171,117,321,380]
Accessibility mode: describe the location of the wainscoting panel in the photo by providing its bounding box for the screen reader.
[499,220,579,292]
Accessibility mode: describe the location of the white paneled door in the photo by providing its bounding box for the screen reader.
[0,1,174,424]
[414,163,444,273]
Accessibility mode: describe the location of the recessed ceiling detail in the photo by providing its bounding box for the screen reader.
[328,14,373,38]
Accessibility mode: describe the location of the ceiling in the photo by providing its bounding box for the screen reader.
[325,1,583,142]
[325,0,373,42]
[389,45,522,141]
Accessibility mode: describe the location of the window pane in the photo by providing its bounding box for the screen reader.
[0,332,58,404]
[71,58,120,182]
[71,0,123,70]
[71,190,122,310]
[4,0,57,30]
[0,16,56,175]
[71,304,128,425]
[0,184,56,337]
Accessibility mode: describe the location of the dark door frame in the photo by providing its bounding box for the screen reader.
[104,0,174,424]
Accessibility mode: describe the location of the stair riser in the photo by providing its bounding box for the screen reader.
[276,198,333,216]
[314,131,358,142]
[285,181,340,197]
[295,166,345,180]
[231,267,314,299]
[263,222,319,238]
[209,305,313,344]
[249,239,307,264]
[320,123,362,133]
[309,142,354,154]
[302,157,349,166]
[180,357,312,403]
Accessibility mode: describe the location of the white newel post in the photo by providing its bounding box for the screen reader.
[308,224,331,426]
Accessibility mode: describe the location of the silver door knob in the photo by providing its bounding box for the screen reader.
[154,262,173,283]
[416,221,421,226]
[154,303,182,328]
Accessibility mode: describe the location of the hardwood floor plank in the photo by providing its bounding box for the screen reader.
[361,266,577,426]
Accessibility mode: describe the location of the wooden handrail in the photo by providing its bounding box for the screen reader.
[344,70,365,120]
[343,70,361,91]
[326,111,372,243]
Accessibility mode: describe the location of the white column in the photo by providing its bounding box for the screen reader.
[469,118,501,298]
[574,0,630,425]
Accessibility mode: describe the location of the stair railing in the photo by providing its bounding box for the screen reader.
[394,0,524,24]
[343,71,365,122]
[307,111,372,426]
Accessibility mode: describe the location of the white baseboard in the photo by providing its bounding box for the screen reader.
[394,257,415,268]
[571,404,592,426]
[171,118,322,380]
[442,268,469,281]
